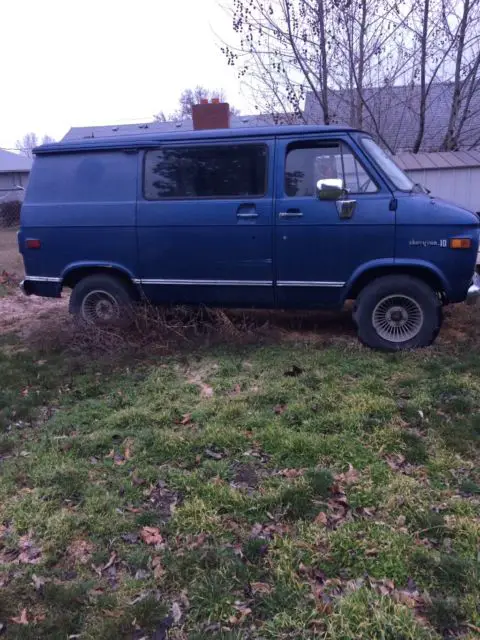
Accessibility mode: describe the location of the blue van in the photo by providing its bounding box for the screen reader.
[19,124,480,350]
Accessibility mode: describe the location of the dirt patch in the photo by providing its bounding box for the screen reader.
[437,303,480,345]
[0,283,477,355]
[0,290,68,338]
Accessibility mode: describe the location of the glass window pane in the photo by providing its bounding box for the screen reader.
[144,144,267,199]
[285,141,377,197]
[361,137,414,191]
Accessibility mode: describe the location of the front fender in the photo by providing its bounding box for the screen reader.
[343,258,450,301]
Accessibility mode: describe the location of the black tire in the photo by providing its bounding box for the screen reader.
[355,275,442,351]
[69,274,135,328]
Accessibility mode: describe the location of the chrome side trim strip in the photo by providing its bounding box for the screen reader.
[135,279,272,286]
[24,276,62,283]
[277,281,345,288]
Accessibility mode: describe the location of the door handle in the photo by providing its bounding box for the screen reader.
[237,212,259,219]
[237,204,258,219]
[279,209,303,219]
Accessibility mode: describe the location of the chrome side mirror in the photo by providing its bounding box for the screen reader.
[316,178,345,201]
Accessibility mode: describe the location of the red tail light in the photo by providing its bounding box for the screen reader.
[26,239,41,249]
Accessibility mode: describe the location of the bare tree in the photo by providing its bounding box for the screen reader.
[221,0,480,152]
[16,132,55,157]
[220,0,410,148]
[155,86,240,121]
[441,0,480,150]
[221,0,337,124]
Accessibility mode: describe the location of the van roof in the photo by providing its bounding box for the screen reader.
[34,124,360,154]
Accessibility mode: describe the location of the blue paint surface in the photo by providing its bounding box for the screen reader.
[19,127,480,307]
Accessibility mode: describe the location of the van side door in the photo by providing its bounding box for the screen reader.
[274,134,395,308]
[137,138,274,307]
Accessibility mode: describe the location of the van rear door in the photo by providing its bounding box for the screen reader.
[137,138,274,307]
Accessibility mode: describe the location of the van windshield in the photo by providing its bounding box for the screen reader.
[361,137,415,191]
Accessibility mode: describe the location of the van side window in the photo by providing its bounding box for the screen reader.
[285,141,377,197]
[144,144,268,199]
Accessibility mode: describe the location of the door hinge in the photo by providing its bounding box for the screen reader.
[389,198,398,211]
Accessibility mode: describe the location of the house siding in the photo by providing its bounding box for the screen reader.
[404,167,480,213]
[0,171,29,201]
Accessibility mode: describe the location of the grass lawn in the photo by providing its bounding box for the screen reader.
[0,297,479,638]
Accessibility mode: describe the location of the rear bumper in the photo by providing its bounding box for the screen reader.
[466,272,480,304]
[20,277,62,298]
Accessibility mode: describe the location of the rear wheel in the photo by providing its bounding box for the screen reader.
[69,274,135,327]
[355,275,442,351]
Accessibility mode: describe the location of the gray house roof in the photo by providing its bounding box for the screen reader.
[63,113,300,141]
[0,149,32,173]
[304,83,480,153]
[395,150,480,171]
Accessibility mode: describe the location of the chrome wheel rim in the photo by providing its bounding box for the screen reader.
[80,290,120,324]
[372,295,424,343]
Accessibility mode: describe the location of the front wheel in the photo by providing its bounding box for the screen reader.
[69,274,135,328]
[355,275,442,351]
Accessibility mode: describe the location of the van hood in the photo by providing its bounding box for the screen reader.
[428,195,480,225]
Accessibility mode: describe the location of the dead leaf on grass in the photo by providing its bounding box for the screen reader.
[140,526,163,546]
[17,535,42,564]
[251,581,273,595]
[385,453,406,471]
[205,448,223,460]
[279,468,305,478]
[11,608,28,625]
[103,551,117,572]
[179,413,192,425]
[126,505,143,514]
[124,438,134,460]
[67,539,94,565]
[229,601,252,625]
[0,572,10,588]
[184,533,207,550]
[335,463,360,485]
[314,511,329,526]
[32,574,46,591]
[152,556,165,580]
[200,383,214,398]
[228,384,241,397]
[273,404,287,415]
[131,470,145,487]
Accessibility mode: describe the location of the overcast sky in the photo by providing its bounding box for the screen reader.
[0,0,247,150]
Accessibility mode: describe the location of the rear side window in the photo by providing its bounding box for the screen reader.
[144,144,268,199]
[285,141,377,197]
[25,152,137,203]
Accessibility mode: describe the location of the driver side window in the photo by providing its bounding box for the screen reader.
[285,141,377,197]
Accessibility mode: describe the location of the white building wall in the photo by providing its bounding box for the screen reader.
[0,171,29,202]
[405,167,480,213]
